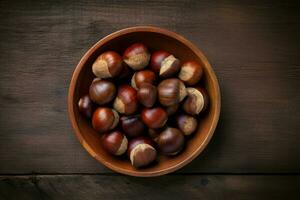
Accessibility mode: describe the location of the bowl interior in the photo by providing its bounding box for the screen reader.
[70,28,220,176]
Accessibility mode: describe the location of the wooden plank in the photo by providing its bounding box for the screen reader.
[0,175,299,200]
[0,0,299,173]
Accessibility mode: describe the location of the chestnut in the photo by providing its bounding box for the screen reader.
[141,107,168,129]
[156,127,185,155]
[78,95,94,118]
[176,114,198,135]
[183,87,209,115]
[92,107,119,133]
[165,104,179,116]
[123,43,150,70]
[151,50,180,77]
[102,131,128,155]
[157,78,187,106]
[150,50,170,73]
[131,70,156,89]
[179,61,203,85]
[120,115,146,138]
[89,79,116,105]
[137,83,157,108]
[92,51,123,78]
[127,137,157,168]
[113,85,138,115]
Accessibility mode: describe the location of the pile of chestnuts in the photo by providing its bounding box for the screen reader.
[78,43,209,168]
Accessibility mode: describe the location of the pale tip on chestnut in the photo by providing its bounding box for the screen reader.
[92,51,123,78]
[111,109,120,129]
[186,87,205,114]
[178,80,187,102]
[179,61,203,85]
[123,43,150,71]
[92,59,111,78]
[130,143,157,168]
[131,73,138,89]
[113,97,125,114]
[159,55,180,77]
[125,53,150,70]
[116,136,128,155]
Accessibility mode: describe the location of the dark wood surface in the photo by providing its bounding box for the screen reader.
[0,0,299,199]
[0,175,299,200]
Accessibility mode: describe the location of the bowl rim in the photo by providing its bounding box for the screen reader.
[68,26,221,177]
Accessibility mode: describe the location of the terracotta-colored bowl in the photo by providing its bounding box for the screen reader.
[68,26,221,177]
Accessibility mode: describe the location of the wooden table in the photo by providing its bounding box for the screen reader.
[0,0,299,199]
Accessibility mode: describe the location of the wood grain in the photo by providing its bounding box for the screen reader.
[0,0,299,174]
[0,175,299,200]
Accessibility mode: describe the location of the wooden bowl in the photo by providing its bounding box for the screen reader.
[68,26,221,177]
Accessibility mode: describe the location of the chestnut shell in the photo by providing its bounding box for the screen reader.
[89,79,116,105]
[156,127,185,155]
[78,95,94,118]
[120,115,146,138]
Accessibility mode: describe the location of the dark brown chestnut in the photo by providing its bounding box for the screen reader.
[78,95,94,118]
[183,87,209,115]
[137,83,157,108]
[131,70,156,89]
[176,114,198,135]
[157,78,187,106]
[179,61,203,85]
[151,50,180,77]
[102,131,128,155]
[92,51,123,78]
[141,107,168,129]
[120,115,146,138]
[89,79,116,105]
[156,127,185,155]
[123,43,150,70]
[92,107,119,133]
[113,85,138,115]
[127,137,157,168]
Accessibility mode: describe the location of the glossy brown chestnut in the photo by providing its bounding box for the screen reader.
[157,78,187,106]
[78,95,94,118]
[179,61,203,85]
[183,87,209,115]
[131,70,156,89]
[92,107,119,133]
[113,85,138,115]
[137,83,157,108]
[151,50,180,77]
[176,114,198,135]
[127,137,157,168]
[120,115,146,138]
[156,127,185,155]
[89,79,116,105]
[141,107,168,129]
[101,131,128,155]
[123,43,150,70]
[92,51,123,78]
[165,104,179,116]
